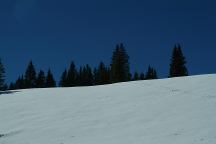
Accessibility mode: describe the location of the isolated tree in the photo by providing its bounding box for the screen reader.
[110,43,130,83]
[59,69,68,87]
[67,62,78,87]
[45,69,56,88]
[169,44,188,77]
[36,70,46,88]
[133,71,140,81]
[0,59,5,90]
[146,66,158,80]
[25,61,37,88]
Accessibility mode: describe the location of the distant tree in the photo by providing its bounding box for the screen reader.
[59,69,68,87]
[15,75,25,89]
[67,62,78,87]
[82,65,93,86]
[36,70,46,88]
[77,67,83,86]
[94,62,110,85]
[140,72,145,80]
[9,82,16,90]
[133,71,140,81]
[45,69,56,88]
[0,59,5,90]
[110,43,130,83]
[146,66,158,80]
[25,61,37,88]
[169,44,188,77]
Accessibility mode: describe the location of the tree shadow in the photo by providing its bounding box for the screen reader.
[0,90,20,95]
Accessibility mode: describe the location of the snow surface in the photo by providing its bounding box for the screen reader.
[0,74,216,144]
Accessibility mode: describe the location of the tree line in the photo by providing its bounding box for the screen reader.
[0,43,188,91]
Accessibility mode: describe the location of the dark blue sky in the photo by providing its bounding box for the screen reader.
[0,0,215,83]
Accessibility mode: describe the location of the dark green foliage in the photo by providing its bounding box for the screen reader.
[59,69,68,87]
[45,69,56,88]
[67,62,78,87]
[169,44,188,77]
[9,82,15,90]
[36,70,46,88]
[133,71,140,81]
[146,66,158,80]
[15,75,25,89]
[80,65,93,86]
[110,43,130,83]
[94,62,110,85]
[0,59,5,90]
[25,61,37,88]
[140,72,145,80]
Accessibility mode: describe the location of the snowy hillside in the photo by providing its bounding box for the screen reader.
[0,74,216,144]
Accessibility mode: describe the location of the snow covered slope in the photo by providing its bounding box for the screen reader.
[0,74,216,144]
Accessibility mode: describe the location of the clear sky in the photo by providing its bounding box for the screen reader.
[0,0,215,83]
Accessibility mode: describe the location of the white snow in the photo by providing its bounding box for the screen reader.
[0,74,216,144]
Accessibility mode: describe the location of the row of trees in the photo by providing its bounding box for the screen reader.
[9,61,56,90]
[0,43,188,90]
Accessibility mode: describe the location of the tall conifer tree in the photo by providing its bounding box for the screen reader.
[36,70,46,88]
[146,66,158,80]
[59,69,68,87]
[169,44,188,77]
[25,61,37,88]
[45,69,56,88]
[0,59,5,90]
[110,43,130,83]
[67,62,78,87]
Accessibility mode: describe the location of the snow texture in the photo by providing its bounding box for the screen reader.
[0,74,216,144]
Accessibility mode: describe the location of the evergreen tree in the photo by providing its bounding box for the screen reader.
[59,69,68,87]
[25,61,37,88]
[140,72,145,80]
[15,75,25,89]
[169,44,188,77]
[133,71,140,81]
[9,82,16,90]
[77,67,83,86]
[45,69,56,88]
[67,62,78,87]
[93,68,99,85]
[0,59,5,90]
[94,62,110,85]
[36,70,46,88]
[82,65,93,86]
[110,43,130,83]
[146,66,158,80]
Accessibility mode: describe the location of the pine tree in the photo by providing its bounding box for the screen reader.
[25,61,37,88]
[169,44,188,77]
[146,66,158,80]
[0,59,5,91]
[82,65,93,86]
[140,72,145,80]
[36,70,46,88]
[133,71,140,81]
[59,69,68,87]
[9,82,16,90]
[15,75,25,89]
[45,69,56,88]
[110,43,130,83]
[77,67,83,86]
[67,62,78,87]
[94,62,110,85]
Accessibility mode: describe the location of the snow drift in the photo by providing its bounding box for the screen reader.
[0,74,216,144]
